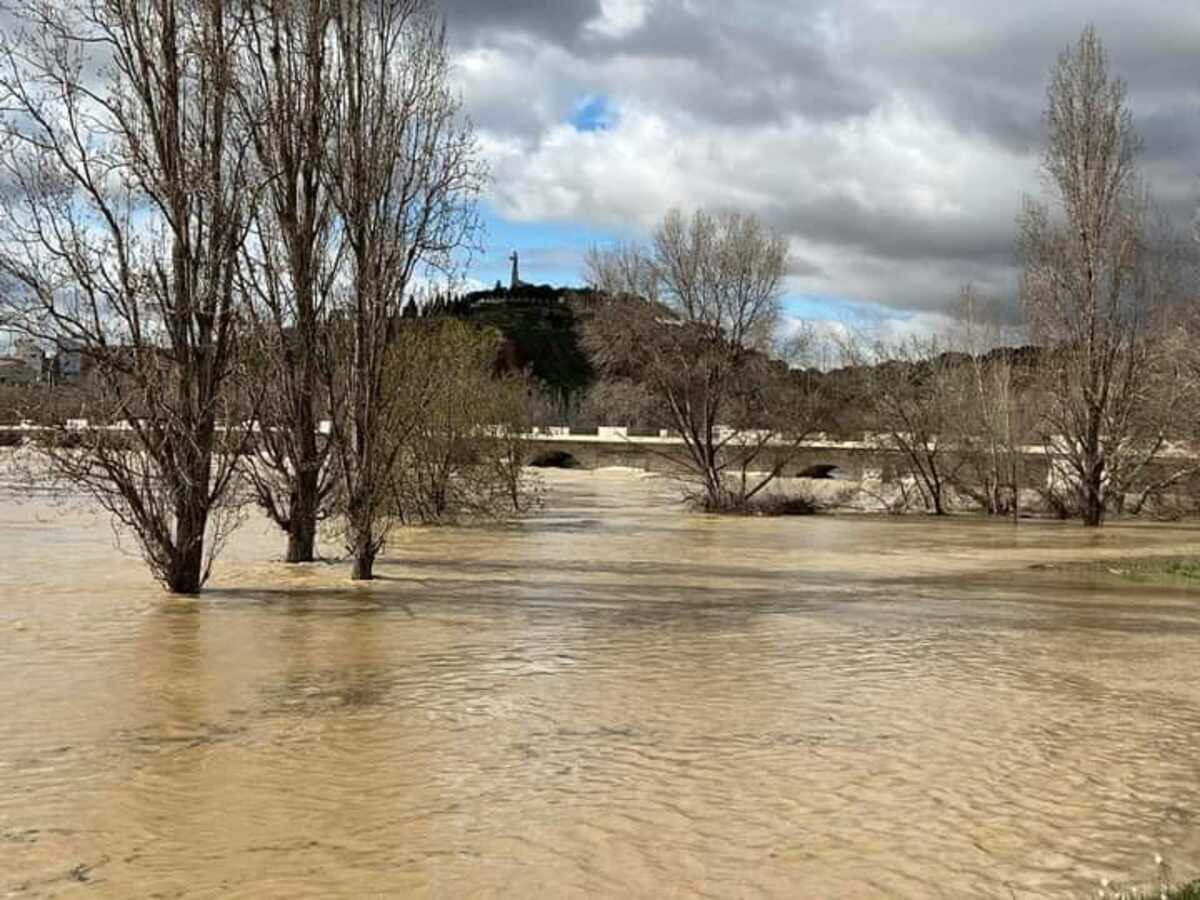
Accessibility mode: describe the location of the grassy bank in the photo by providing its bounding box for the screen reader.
[1145,559,1200,580]
[1109,557,1200,584]
[1094,855,1200,899]
[1103,880,1200,899]
[1163,882,1200,899]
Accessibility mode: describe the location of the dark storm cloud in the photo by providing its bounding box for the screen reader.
[786,255,826,280]
[440,0,600,47]
[594,3,876,126]
[451,0,1200,145]
[884,11,1181,164]
[1138,105,1200,163]
[771,194,1015,267]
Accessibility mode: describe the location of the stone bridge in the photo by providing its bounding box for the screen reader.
[6,422,1196,495]
[520,428,1200,505]
[520,426,1054,483]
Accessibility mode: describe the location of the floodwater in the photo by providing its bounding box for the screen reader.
[2,469,1200,898]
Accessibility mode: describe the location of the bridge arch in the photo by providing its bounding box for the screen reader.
[529,449,579,469]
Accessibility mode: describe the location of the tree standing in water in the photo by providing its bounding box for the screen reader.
[840,333,965,516]
[0,0,255,593]
[323,0,483,579]
[1020,26,1178,527]
[585,208,823,511]
[236,0,339,563]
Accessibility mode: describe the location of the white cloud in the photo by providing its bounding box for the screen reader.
[479,92,1034,314]
[585,0,649,38]
[447,0,1200,336]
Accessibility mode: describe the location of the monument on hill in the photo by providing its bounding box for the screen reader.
[509,251,527,290]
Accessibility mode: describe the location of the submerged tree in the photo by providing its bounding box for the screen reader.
[1020,26,1180,526]
[323,0,483,579]
[0,0,255,593]
[236,0,339,563]
[950,287,1032,520]
[585,208,824,511]
[390,321,537,525]
[841,334,965,516]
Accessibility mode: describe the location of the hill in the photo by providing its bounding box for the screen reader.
[419,284,601,411]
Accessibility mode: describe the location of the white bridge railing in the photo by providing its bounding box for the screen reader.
[5,421,1199,461]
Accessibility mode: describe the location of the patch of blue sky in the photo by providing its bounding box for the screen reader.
[568,94,618,133]
[457,203,631,290]
[784,292,917,325]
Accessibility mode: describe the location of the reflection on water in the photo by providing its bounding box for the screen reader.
[2,470,1200,897]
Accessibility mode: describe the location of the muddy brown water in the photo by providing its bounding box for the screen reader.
[2,469,1200,898]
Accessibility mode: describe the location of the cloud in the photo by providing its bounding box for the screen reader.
[585,0,649,39]
[443,0,1200,333]
[441,0,600,47]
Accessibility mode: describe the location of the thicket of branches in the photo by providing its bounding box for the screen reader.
[0,0,513,591]
[389,321,537,525]
[583,209,828,512]
[0,0,257,593]
[1018,25,1194,526]
[236,0,341,564]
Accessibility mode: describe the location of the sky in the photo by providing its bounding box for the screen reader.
[440,0,1200,339]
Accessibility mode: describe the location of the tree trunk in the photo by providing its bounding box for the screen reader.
[350,543,375,580]
[1081,483,1106,527]
[704,467,724,511]
[923,465,946,516]
[1011,457,1021,525]
[284,464,320,563]
[928,473,946,515]
[285,507,317,563]
[701,437,725,510]
[281,332,322,562]
[169,495,208,595]
[1081,455,1106,527]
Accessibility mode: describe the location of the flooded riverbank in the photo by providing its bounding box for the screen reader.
[2,469,1200,897]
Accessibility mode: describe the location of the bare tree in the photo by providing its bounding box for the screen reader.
[572,377,658,430]
[585,208,823,511]
[236,0,339,562]
[391,320,537,524]
[950,286,1032,520]
[1020,26,1183,526]
[323,0,483,579]
[842,334,964,516]
[0,0,256,593]
[582,240,659,303]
